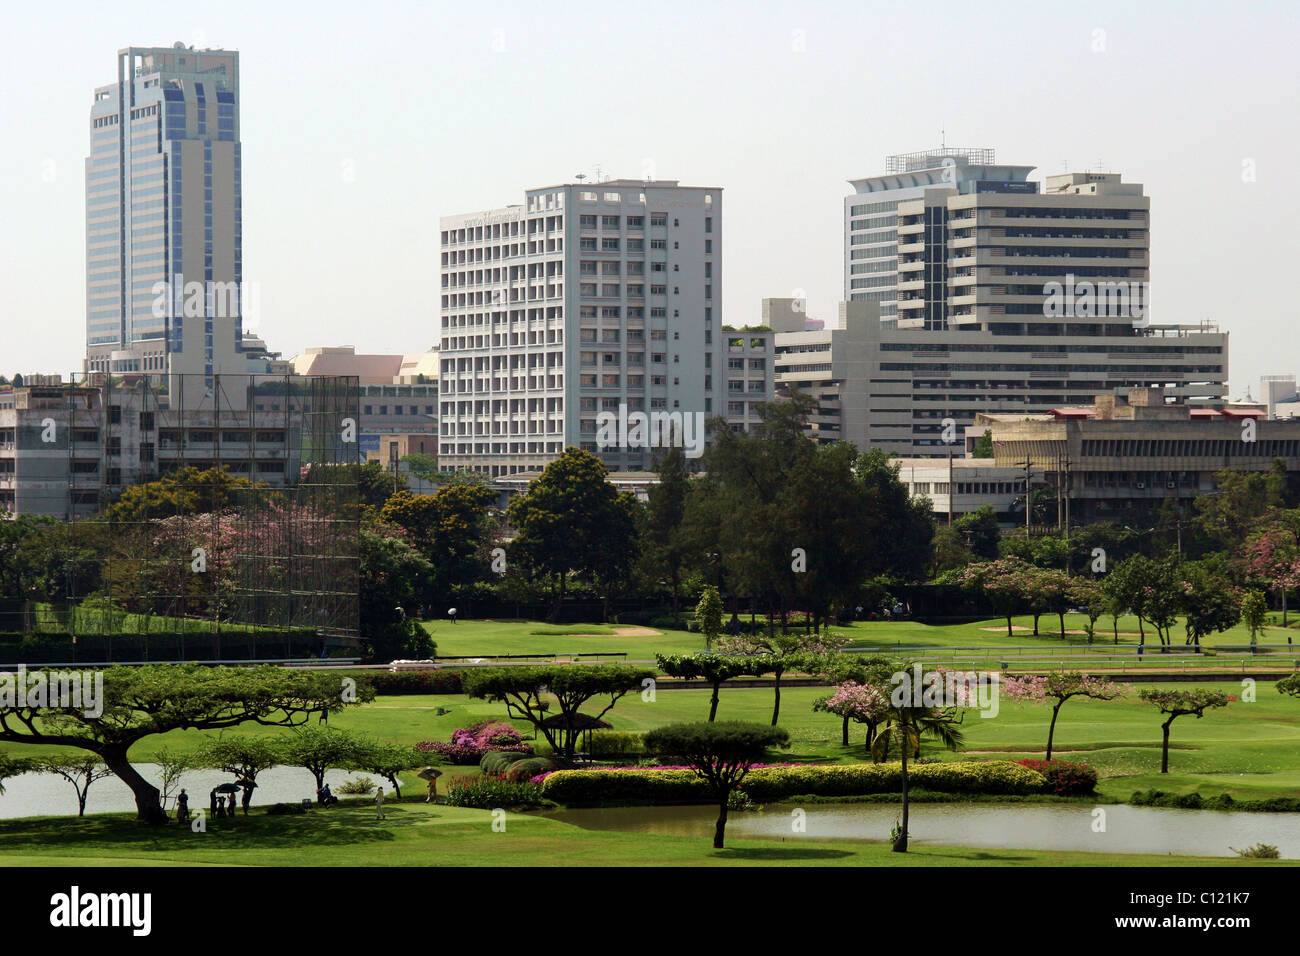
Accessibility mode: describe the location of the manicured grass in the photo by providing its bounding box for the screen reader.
[0,801,1289,867]
[8,676,1297,803]
[420,615,1300,662]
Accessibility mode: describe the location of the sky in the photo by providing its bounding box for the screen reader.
[1,0,1296,397]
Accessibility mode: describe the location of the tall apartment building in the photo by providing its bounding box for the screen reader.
[438,180,721,475]
[85,44,269,406]
[845,148,1036,327]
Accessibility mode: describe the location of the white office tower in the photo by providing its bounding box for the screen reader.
[439,180,721,475]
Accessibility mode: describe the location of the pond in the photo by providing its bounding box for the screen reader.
[0,764,385,819]
[539,802,1300,858]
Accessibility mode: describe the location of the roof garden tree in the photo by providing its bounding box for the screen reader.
[33,754,114,817]
[1139,689,1229,773]
[461,665,655,761]
[718,631,851,726]
[656,653,759,723]
[643,721,790,849]
[279,726,375,794]
[0,665,371,823]
[1001,672,1126,761]
[505,448,641,621]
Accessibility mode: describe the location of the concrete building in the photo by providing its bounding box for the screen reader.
[845,148,1035,327]
[970,387,1300,525]
[288,346,440,439]
[0,374,355,519]
[772,299,874,449]
[1262,374,1300,419]
[722,326,774,433]
[438,179,721,476]
[85,45,278,403]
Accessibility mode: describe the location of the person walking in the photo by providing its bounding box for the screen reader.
[176,789,189,824]
[425,777,438,804]
[375,786,386,821]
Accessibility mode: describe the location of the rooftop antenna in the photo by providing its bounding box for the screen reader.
[940,127,945,148]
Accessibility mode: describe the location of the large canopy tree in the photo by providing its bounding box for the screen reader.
[643,721,790,849]
[0,664,372,823]
[461,665,654,760]
[656,654,758,722]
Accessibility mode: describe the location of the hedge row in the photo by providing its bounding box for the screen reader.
[1130,789,1300,812]
[541,760,1047,806]
[0,630,321,664]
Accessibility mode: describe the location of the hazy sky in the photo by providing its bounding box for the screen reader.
[2,0,1296,396]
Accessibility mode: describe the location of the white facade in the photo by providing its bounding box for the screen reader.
[438,180,721,475]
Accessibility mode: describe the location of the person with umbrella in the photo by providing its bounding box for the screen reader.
[214,782,241,818]
[418,767,442,803]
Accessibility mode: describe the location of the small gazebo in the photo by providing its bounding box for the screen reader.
[538,713,612,762]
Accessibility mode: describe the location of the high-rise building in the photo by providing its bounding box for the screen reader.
[85,44,261,405]
[845,148,1035,327]
[438,180,721,475]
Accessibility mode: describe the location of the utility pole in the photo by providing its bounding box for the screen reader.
[947,443,953,526]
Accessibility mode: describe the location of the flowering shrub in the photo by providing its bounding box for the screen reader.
[417,720,533,765]
[1015,759,1098,796]
[443,775,544,809]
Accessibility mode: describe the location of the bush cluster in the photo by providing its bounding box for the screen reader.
[541,760,1047,807]
[1015,759,1098,796]
[1130,789,1300,812]
[442,776,544,809]
[418,720,533,765]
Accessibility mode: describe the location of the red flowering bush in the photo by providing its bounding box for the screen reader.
[1016,759,1098,796]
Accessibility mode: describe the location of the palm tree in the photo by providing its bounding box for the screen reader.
[871,697,966,853]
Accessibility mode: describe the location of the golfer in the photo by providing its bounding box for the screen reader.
[376,786,386,821]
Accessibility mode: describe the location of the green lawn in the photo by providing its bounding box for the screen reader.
[420,615,1300,662]
[0,801,1289,867]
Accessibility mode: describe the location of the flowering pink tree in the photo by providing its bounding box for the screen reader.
[959,558,1032,637]
[1001,671,1126,760]
[1243,529,1300,627]
[813,681,889,753]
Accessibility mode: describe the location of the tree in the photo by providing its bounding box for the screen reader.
[718,631,850,725]
[1241,590,1268,646]
[643,721,789,849]
[695,586,723,652]
[104,466,261,523]
[279,727,374,793]
[33,754,114,817]
[1177,563,1240,646]
[196,735,280,792]
[0,665,370,823]
[461,665,654,760]
[349,740,423,799]
[656,654,757,722]
[1242,528,1300,628]
[150,746,191,813]
[1067,579,1107,643]
[959,558,1031,637]
[0,753,33,795]
[506,448,641,620]
[359,527,436,662]
[1001,672,1126,760]
[814,682,889,753]
[872,666,967,853]
[805,653,894,745]
[971,429,994,459]
[955,505,1001,560]
[644,447,692,624]
[1139,689,1229,773]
